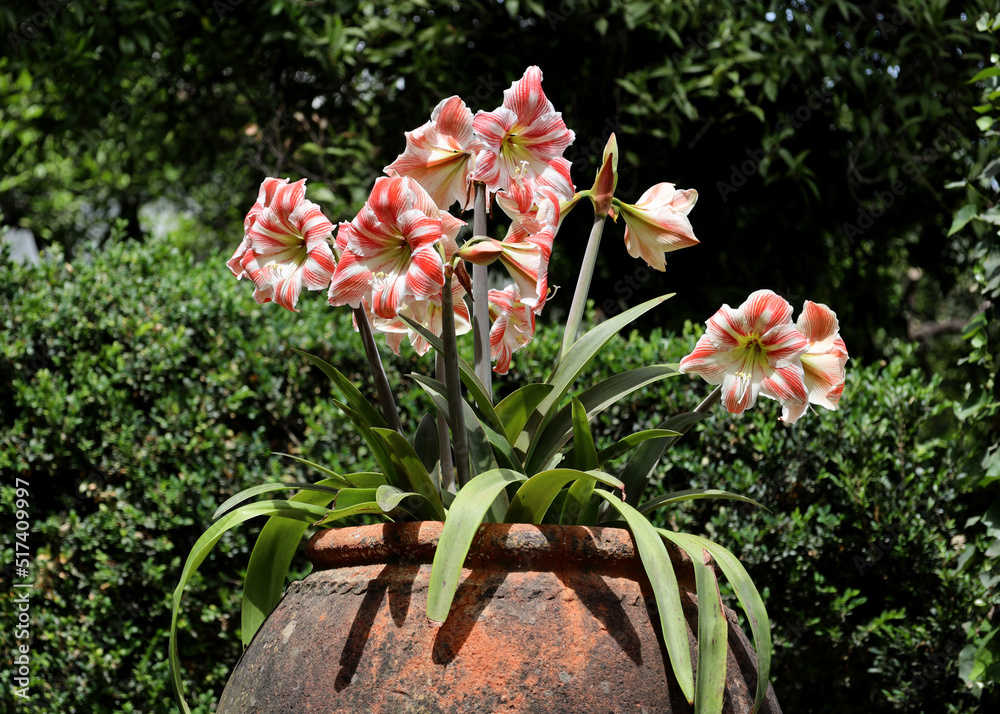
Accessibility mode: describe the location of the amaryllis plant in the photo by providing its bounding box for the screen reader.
[171,66,848,714]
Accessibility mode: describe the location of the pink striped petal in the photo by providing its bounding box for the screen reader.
[471,67,575,195]
[619,183,700,271]
[487,284,536,374]
[328,248,372,308]
[681,290,809,421]
[230,176,335,311]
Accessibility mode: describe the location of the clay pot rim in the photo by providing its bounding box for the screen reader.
[307,521,692,578]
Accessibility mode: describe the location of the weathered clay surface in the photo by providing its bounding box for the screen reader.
[217,522,781,713]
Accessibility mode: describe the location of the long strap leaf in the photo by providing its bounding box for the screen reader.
[620,411,712,506]
[525,364,679,474]
[594,491,695,704]
[295,349,388,430]
[332,398,398,486]
[274,453,385,488]
[426,468,527,621]
[371,428,447,520]
[170,500,330,714]
[596,429,681,466]
[505,468,623,524]
[658,529,772,714]
[240,478,348,646]
[523,295,672,446]
[411,375,501,479]
[214,482,343,520]
[638,489,766,516]
[399,315,502,431]
[495,383,554,447]
[664,538,728,714]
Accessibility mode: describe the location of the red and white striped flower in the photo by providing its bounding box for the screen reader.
[384,96,484,211]
[472,66,575,199]
[679,290,809,419]
[228,177,336,312]
[780,301,849,423]
[494,172,563,312]
[496,171,562,253]
[488,284,537,375]
[373,280,472,356]
[617,183,699,271]
[328,176,464,319]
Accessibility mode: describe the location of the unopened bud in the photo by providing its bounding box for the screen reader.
[457,237,504,266]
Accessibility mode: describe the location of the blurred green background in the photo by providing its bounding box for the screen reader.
[2,1,999,712]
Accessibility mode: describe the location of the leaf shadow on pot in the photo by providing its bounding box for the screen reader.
[334,563,420,691]
[431,570,508,665]
[555,568,645,665]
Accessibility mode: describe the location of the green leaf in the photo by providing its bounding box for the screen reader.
[597,429,681,466]
[295,349,387,429]
[399,315,502,430]
[595,492,694,703]
[621,411,712,506]
[526,364,679,474]
[969,66,1000,83]
[638,489,766,516]
[331,487,380,508]
[948,204,979,236]
[659,530,772,713]
[461,394,500,477]
[410,375,503,481]
[213,481,343,520]
[570,397,599,470]
[371,428,447,520]
[560,477,597,525]
[375,484,422,512]
[413,413,441,475]
[426,469,528,621]
[505,468,624,523]
[310,503,381,526]
[331,398,398,486]
[480,417,522,470]
[526,295,672,439]
[495,383,554,447]
[240,477,346,647]
[170,500,330,713]
[692,545,727,713]
[274,454,386,489]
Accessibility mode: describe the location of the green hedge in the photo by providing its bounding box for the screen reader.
[0,236,986,712]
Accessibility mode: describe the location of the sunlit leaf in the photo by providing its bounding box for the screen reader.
[658,529,772,713]
[170,500,329,713]
[595,492,694,703]
[427,469,527,621]
[506,468,623,524]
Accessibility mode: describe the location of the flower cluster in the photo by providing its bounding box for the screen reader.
[226,65,847,423]
[228,66,703,374]
[679,289,848,423]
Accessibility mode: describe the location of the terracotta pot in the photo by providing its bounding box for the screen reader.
[217,522,781,713]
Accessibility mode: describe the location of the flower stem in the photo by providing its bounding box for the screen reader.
[436,352,456,493]
[441,270,471,487]
[559,212,607,360]
[353,305,404,434]
[471,182,492,402]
